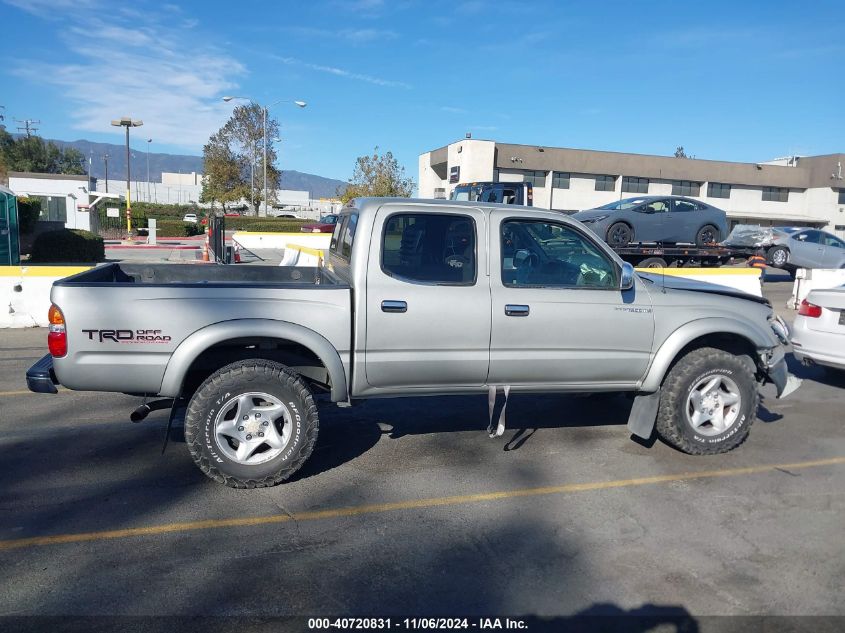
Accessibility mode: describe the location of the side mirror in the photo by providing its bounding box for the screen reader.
[514,249,533,268]
[620,262,635,291]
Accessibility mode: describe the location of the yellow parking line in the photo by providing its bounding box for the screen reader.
[1,456,843,552]
[0,390,38,397]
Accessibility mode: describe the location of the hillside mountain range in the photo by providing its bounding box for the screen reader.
[31,137,349,199]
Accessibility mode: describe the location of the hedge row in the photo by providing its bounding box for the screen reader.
[17,197,42,234]
[222,217,308,232]
[30,229,105,263]
[153,220,204,237]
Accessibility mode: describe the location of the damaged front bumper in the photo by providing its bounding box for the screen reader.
[762,346,801,399]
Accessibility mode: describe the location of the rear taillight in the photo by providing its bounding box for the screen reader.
[47,304,67,357]
[799,299,822,318]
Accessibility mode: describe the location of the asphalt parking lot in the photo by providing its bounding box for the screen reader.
[0,274,843,626]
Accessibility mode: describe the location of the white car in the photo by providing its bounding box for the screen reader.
[182,213,198,223]
[791,287,845,371]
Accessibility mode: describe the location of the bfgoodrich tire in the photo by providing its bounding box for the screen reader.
[655,347,758,455]
[185,359,319,488]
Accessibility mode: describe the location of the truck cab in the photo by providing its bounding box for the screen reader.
[450,181,533,206]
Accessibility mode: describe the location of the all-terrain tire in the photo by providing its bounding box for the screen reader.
[184,359,319,488]
[655,347,758,455]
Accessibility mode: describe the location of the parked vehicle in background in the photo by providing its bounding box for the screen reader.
[766,228,845,272]
[450,181,533,206]
[573,196,728,247]
[791,287,845,372]
[26,198,798,488]
[301,214,339,233]
[182,213,198,223]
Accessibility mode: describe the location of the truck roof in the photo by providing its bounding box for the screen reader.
[342,196,542,216]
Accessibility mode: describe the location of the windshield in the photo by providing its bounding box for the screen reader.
[596,197,649,211]
[320,215,338,224]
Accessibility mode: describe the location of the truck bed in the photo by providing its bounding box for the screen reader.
[50,263,352,395]
[56,262,339,287]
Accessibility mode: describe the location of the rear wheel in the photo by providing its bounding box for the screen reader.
[184,359,319,488]
[696,225,720,245]
[607,222,633,246]
[655,347,758,454]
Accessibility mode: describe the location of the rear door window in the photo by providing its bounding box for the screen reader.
[382,213,476,285]
[672,199,698,213]
[330,215,348,254]
[341,214,358,259]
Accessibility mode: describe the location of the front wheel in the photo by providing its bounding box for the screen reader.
[184,359,319,488]
[767,246,789,269]
[655,347,758,454]
[607,222,633,246]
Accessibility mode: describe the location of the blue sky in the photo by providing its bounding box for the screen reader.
[1,0,843,181]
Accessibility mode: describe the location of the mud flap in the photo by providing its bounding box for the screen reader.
[627,390,661,440]
[487,385,511,438]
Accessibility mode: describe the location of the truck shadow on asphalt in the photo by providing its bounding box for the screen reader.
[291,392,640,482]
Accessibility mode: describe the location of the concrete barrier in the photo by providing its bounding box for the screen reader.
[789,268,845,309]
[278,244,324,267]
[1,265,92,328]
[635,267,763,297]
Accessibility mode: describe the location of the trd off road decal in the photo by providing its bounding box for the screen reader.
[82,329,172,343]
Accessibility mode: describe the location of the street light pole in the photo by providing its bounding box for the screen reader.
[146,138,152,202]
[111,117,143,232]
[263,105,268,217]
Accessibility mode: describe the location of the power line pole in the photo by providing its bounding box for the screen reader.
[14,118,41,136]
[103,154,110,193]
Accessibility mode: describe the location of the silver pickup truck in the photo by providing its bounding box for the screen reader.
[27,198,798,488]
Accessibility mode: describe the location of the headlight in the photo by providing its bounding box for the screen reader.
[769,314,790,344]
[580,215,608,224]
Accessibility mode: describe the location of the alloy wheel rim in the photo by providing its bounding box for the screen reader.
[685,375,742,437]
[213,392,293,465]
[772,250,787,266]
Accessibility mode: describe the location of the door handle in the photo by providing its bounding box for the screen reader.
[505,304,530,317]
[381,300,407,313]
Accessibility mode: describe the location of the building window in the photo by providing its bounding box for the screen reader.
[594,175,616,192]
[762,187,789,202]
[34,196,67,223]
[672,180,700,196]
[707,182,731,199]
[838,189,845,205]
[523,170,546,187]
[622,176,649,194]
[552,172,570,189]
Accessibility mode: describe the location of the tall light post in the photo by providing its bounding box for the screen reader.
[110,117,143,231]
[146,138,152,203]
[222,96,306,216]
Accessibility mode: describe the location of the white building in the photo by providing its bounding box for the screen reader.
[419,139,845,237]
[7,172,120,232]
[94,172,341,216]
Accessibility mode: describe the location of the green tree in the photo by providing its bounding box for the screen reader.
[674,146,688,159]
[200,129,249,210]
[201,103,281,215]
[341,147,415,203]
[0,132,85,175]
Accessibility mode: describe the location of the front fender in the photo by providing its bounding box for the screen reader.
[640,317,776,393]
[158,318,348,402]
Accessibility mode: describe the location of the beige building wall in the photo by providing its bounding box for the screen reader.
[420,140,845,237]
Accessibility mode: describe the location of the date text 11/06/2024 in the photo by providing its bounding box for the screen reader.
[308,618,528,630]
